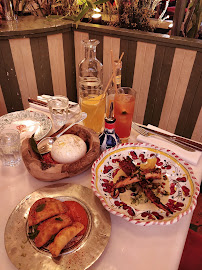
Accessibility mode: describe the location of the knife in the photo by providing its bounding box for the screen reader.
[28,98,47,107]
[136,124,202,152]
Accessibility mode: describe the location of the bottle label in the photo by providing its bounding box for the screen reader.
[113,75,121,85]
[105,122,115,129]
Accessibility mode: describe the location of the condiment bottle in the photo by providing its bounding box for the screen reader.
[99,117,120,152]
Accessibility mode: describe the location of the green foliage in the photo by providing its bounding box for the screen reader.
[118,0,156,31]
[36,203,46,212]
[19,0,109,22]
[182,0,202,38]
[187,0,202,38]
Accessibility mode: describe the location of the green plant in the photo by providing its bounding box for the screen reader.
[63,0,110,22]
[182,0,202,38]
[20,0,110,22]
[117,0,162,31]
[8,0,171,33]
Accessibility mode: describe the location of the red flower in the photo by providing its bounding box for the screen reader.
[170,183,176,195]
[103,165,113,174]
[130,151,138,159]
[176,177,187,182]
[182,186,190,196]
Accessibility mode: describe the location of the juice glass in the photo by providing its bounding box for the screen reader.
[80,94,106,133]
[114,87,136,139]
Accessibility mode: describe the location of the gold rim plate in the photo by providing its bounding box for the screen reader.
[4,183,111,270]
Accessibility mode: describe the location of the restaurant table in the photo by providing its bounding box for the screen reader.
[0,120,202,270]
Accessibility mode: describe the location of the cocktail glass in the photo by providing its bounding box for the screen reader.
[80,93,106,133]
[114,87,136,140]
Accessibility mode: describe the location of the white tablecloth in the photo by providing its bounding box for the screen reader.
[0,119,201,270]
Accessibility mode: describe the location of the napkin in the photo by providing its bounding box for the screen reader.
[28,95,80,115]
[29,102,49,112]
[136,124,202,166]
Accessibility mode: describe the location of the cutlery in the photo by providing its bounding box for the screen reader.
[28,98,78,109]
[28,98,47,107]
[132,123,201,152]
[37,112,87,154]
[135,124,202,152]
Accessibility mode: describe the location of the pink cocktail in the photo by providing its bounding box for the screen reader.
[114,87,136,139]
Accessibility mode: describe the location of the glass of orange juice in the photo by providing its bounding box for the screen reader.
[80,93,106,133]
[114,87,136,139]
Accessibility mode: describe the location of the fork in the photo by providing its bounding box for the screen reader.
[132,123,195,152]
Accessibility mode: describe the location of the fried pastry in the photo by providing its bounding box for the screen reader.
[34,214,72,247]
[28,198,67,226]
[49,222,84,257]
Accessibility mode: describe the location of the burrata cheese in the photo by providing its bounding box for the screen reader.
[51,134,87,164]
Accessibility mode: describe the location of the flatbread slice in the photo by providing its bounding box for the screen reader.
[49,222,84,257]
[28,198,67,226]
[35,214,72,247]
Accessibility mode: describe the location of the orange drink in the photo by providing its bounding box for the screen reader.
[80,94,106,133]
[114,88,136,139]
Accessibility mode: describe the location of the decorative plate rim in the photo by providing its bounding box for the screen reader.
[0,110,52,141]
[91,142,200,226]
[4,183,111,270]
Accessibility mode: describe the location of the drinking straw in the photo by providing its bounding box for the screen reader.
[109,102,114,118]
[110,50,118,94]
[89,52,124,124]
[91,51,124,110]
[102,51,124,98]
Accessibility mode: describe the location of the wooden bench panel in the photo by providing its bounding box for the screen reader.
[0,85,7,116]
[73,30,202,142]
[133,42,156,125]
[0,26,201,142]
[159,48,197,133]
[47,33,67,97]
[9,38,38,110]
[0,39,23,112]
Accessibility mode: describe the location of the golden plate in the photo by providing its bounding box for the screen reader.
[4,183,111,270]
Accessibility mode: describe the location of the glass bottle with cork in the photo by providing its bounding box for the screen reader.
[79,39,105,133]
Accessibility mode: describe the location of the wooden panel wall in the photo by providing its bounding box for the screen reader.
[0,25,201,143]
[74,31,89,99]
[74,30,202,142]
[47,33,67,97]
[0,39,23,112]
[9,38,38,109]
[0,85,7,116]
[0,28,77,117]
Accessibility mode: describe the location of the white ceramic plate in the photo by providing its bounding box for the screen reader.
[91,142,200,226]
[0,110,52,141]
